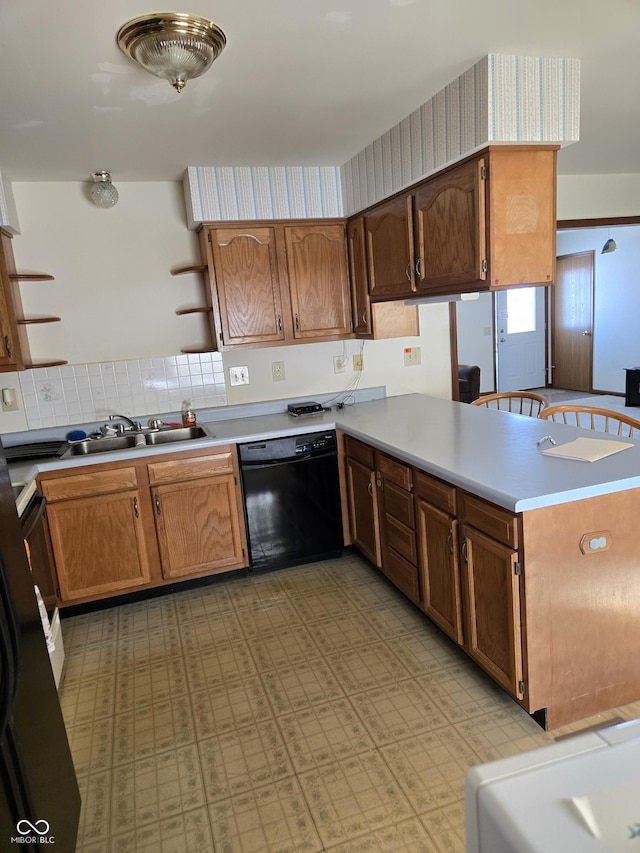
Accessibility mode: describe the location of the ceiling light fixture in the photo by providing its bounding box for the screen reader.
[117,12,226,93]
[90,172,119,208]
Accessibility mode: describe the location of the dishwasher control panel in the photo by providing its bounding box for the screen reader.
[295,432,336,455]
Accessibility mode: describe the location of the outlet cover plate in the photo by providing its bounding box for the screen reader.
[272,361,286,381]
[404,347,421,367]
[333,356,346,374]
[353,354,364,371]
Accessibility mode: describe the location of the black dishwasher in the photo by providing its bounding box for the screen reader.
[238,430,343,571]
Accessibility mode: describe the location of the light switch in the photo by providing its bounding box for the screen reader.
[229,366,249,386]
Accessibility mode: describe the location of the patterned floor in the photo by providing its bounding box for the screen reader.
[59,552,640,852]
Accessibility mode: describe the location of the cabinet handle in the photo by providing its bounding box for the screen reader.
[4,335,11,358]
[133,496,139,518]
[155,494,161,515]
[362,311,367,325]
[447,529,453,554]
[405,262,412,282]
[295,314,300,333]
[277,314,282,334]
[367,481,373,497]
[461,539,468,562]
[415,258,422,278]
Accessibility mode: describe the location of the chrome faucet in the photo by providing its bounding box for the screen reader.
[108,413,142,432]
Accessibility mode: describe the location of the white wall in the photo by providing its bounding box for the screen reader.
[556,225,640,393]
[455,293,495,393]
[1,181,453,433]
[557,175,640,219]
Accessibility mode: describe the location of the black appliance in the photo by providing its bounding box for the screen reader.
[239,430,343,571]
[0,439,80,850]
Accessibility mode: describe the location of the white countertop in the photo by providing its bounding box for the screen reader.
[10,394,640,513]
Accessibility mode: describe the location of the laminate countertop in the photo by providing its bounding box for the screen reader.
[11,394,640,514]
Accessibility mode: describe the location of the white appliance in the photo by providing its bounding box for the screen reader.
[466,719,640,852]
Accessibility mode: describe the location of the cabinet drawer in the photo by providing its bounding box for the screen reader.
[148,448,235,485]
[384,480,415,528]
[385,516,417,564]
[345,435,374,468]
[40,466,138,501]
[460,492,519,549]
[414,469,456,515]
[383,547,421,604]
[378,453,412,490]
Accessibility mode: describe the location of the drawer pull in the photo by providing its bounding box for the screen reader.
[447,529,453,554]
[461,539,468,562]
[155,494,161,515]
[133,496,139,518]
[4,335,11,358]
[367,481,373,497]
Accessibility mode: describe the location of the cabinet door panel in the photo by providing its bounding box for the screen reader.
[366,196,415,300]
[47,491,150,600]
[416,499,463,644]
[154,475,246,579]
[285,224,352,338]
[414,158,486,292]
[210,227,285,346]
[347,216,371,337]
[345,456,381,567]
[461,524,523,698]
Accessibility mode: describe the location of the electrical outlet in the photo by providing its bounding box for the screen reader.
[1,388,18,412]
[333,355,346,374]
[353,354,364,371]
[271,361,286,381]
[404,347,421,367]
[229,365,249,386]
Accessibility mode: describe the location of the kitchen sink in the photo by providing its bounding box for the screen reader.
[67,425,208,456]
[144,426,207,445]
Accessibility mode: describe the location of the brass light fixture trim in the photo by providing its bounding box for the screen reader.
[117,12,226,93]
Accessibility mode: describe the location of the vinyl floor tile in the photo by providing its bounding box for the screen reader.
[209,777,323,853]
[67,715,115,776]
[261,658,345,715]
[191,675,275,738]
[249,623,322,671]
[109,806,214,853]
[179,609,245,651]
[113,695,195,765]
[298,751,414,848]
[199,720,293,802]
[60,671,116,727]
[277,699,374,772]
[348,679,449,745]
[114,656,189,715]
[327,817,438,852]
[184,640,257,692]
[327,641,412,694]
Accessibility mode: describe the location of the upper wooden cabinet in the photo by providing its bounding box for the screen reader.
[365,195,416,300]
[347,216,419,339]
[364,145,557,301]
[202,220,353,349]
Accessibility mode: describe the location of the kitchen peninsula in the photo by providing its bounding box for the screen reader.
[18,393,640,730]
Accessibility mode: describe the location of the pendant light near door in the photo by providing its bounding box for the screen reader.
[117,12,226,93]
[601,232,617,254]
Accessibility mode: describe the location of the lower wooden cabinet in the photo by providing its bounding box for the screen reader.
[148,450,247,579]
[41,466,151,601]
[415,471,463,645]
[38,445,248,605]
[343,435,524,702]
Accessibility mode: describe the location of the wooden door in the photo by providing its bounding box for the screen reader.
[552,252,594,392]
[414,158,486,293]
[461,524,524,698]
[284,223,352,339]
[347,216,372,337]
[416,498,463,644]
[46,491,151,601]
[153,475,246,579]
[365,195,416,300]
[345,455,381,567]
[209,226,286,346]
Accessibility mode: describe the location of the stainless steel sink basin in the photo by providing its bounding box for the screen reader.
[144,426,207,445]
[67,425,208,456]
[68,434,141,455]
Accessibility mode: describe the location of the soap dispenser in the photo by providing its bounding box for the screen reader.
[181,400,197,427]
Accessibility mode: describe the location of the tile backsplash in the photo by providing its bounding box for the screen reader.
[19,353,227,429]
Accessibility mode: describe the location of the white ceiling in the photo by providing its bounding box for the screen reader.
[1,0,639,184]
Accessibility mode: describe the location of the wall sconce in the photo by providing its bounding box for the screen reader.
[90,172,119,208]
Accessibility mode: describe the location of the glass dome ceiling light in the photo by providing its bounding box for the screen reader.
[90,172,119,208]
[117,12,226,93]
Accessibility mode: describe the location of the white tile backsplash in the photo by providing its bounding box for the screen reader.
[18,353,227,429]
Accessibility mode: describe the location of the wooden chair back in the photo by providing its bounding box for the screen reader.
[471,391,550,417]
[538,404,640,437]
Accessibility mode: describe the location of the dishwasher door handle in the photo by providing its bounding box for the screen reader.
[241,450,336,469]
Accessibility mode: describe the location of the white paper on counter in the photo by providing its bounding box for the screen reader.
[542,437,633,462]
[571,779,640,850]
